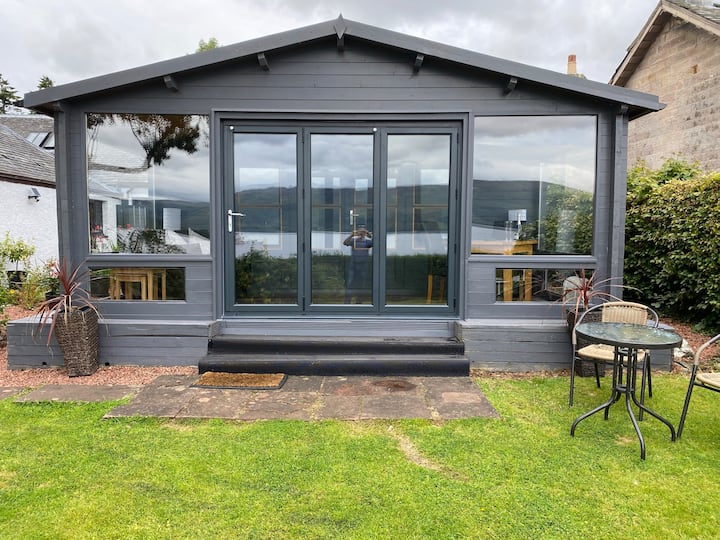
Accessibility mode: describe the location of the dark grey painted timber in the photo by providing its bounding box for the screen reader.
[457,319,572,370]
[208,335,464,356]
[23,17,661,118]
[8,17,653,372]
[199,354,469,376]
[217,318,456,338]
[6,317,213,369]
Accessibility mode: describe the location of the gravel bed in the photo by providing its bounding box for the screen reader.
[0,306,196,387]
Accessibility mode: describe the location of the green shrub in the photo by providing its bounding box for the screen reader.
[625,160,720,331]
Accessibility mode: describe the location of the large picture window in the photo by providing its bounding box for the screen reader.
[86,114,210,255]
[472,116,596,256]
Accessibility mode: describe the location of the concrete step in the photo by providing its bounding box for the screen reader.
[199,353,469,376]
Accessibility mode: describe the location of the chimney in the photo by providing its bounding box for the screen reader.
[567,54,577,75]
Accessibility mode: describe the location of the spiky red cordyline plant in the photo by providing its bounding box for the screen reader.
[35,259,100,346]
[559,268,640,318]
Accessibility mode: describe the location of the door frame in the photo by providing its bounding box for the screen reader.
[217,115,463,318]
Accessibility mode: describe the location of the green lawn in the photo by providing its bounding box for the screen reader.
[0,374,717,539]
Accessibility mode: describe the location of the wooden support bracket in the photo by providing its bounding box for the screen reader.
[257,53,270,71]
[163,75,179,92]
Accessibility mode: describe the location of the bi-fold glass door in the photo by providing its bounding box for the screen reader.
[224,123,458,315]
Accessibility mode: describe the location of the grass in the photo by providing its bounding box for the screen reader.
[0,374,718,539]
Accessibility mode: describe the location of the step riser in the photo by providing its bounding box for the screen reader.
[199,356,469,376]
[209,340,464,356]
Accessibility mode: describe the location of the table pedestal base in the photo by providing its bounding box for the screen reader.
[571,350,675,460]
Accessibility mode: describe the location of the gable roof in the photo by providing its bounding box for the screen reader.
[23,16,662,120]
[0,114,53,139]
[0,124,55,187]
[611,0,720,86]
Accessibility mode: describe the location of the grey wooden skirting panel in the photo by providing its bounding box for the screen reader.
[457,319,572,370]
[6,317,213,369]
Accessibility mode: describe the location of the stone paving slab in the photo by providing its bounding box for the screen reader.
[3,374,498,421]
[105,375,197,418]
[113,375,497,421]
[15,385,140,403]
[0,387,24,400]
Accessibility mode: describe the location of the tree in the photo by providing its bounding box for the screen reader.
[0,73,20,113]
[37,75,54,89]
[196,37,219,52]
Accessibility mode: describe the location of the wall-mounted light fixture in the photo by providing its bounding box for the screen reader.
[28,187,41,202]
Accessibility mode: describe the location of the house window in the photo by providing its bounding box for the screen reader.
[86,114,210,255]
[90,267,185,301]
[493,267,594,303]
[472,116,596,256]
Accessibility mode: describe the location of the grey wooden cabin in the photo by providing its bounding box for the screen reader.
[11,16,662,372]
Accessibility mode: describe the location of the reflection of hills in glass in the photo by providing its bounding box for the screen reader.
[472,178,592,255]
[237,184,449,234]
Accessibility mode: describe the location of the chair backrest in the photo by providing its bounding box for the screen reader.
[692,333,720,367]
[600,301,658,327]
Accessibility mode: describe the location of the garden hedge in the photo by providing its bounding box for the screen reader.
[624,159,720,331]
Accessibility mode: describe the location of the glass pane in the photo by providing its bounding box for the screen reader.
[233,133,298,304]
[386,134,450,305]
[90,267,185,301]
[86,114,210,254]
[472,116,596,255]
[493,267,595,303]
[311,134,374,305]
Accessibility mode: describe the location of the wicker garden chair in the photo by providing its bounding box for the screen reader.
[570,301,659,408]
[677,333,720,439]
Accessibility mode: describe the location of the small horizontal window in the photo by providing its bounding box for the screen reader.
[495,268,594,303]
[90,267,185,301]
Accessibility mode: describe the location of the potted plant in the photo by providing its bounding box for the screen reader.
[558,269,637,329]
[0,233,36,288]
[35,259,100,377]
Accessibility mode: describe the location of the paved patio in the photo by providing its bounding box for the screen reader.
[5,375,499,421]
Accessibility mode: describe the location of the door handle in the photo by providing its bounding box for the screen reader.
[227,209,245,233]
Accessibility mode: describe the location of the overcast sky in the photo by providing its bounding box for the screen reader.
[3,0,660,96]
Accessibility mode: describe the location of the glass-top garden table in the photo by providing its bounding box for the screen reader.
[571,321,683,459]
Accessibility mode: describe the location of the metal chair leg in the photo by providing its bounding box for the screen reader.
[677,366,698,439]
[569,350,577,406]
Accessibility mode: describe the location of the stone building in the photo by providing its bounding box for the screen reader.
[611,0,720,171]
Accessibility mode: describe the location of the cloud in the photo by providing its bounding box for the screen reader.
[2,0,657,95]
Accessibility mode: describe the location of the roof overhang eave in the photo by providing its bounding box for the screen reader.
[23,16,664,117]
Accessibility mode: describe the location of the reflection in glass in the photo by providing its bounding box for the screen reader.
[386,134,450,305]
[90,267,185,301]
[472,116,596,255]
[233,133,298,304]
[493,267,595,303]
[86,114,210,254]
[310,134,374,305]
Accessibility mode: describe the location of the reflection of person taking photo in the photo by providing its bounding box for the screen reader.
[343,226,373,303]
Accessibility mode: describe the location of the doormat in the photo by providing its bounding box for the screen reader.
[192,372,287,390]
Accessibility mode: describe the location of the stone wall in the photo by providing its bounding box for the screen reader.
[624,17,720,172]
